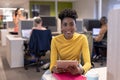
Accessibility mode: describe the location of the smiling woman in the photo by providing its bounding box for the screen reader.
[50,8,91,75]
[41,8,91,80]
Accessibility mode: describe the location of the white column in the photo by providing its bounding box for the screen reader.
[55,0,58,18]
[98,0,102,19]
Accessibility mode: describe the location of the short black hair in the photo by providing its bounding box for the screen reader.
[58,9,78,22]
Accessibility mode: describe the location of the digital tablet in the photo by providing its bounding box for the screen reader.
[56,60,78,69]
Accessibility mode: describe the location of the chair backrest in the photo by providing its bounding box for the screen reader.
[29,29,52,54]
[80,31,93,65]
[84,31,93,55]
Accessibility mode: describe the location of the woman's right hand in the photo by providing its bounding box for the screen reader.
[52,65,66,73]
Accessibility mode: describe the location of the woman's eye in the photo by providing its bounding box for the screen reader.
[63,23,67,26]
[70,23,74,26]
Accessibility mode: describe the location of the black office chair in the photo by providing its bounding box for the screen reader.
[24,29,52,72]
[81,31,95,68]
[92,40,107,66]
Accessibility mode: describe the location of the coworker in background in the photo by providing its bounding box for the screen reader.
[50,9,91,75]
[13,8,25,32]
[92,16,108,59]
[94,16,107,42]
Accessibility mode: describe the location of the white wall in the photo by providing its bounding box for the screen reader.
[73,0,96,19]
[107,9,120,80]
[108,0,120,11]
[102,0,109,17]
[73,0,111,19]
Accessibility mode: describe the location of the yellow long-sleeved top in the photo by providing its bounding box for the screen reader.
[50,32,91,73]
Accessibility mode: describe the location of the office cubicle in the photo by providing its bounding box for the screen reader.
[6,21,14,32]
[41,17,57,32]
[83,19,101,31]
[76,20,83,33]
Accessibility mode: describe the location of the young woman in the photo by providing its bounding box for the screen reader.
[50,9,91,75]
[13,8,25,32]
[92,16,108,59]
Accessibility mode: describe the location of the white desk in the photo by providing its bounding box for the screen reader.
[88,67,107,80]
[6,35,26,68]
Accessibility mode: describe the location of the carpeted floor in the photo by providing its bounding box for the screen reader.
[0,43,49,80]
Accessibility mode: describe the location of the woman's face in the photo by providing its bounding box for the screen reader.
[61,17,76,39]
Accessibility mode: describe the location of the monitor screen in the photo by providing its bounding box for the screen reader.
[92,28,100,36]
[41,17,57,27]
[19,20,34,38]
[83,19,101,31]
[92,28,100,38]
[6,21,14,32]
[41,17,57,32]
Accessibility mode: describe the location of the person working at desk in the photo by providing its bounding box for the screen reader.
[93,16,108,60]
[50,9,91,75]
[24,16,52,72]
[13,8,25,32]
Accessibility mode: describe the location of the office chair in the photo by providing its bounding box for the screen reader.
[81,31,94,68]
[92,40,107,66]
[24,29,52,72]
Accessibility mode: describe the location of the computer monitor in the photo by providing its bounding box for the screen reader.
[92,28,100,38]
[83,19,101,31]
[19,20,34,39]
[41,17,57,32]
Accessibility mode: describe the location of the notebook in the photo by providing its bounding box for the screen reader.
[53,73,86,80]
[21,29,32,39]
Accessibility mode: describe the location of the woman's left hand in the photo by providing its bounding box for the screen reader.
[66,65,84,75]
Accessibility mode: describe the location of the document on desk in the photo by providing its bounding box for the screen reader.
[21,29,31,39]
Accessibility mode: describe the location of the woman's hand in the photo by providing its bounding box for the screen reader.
[66,65,84,75]
[52,65,66,73]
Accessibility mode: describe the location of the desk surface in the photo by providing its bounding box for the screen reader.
[90,67,107,80]
[42,67,107,80]
[7,35,26,40]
